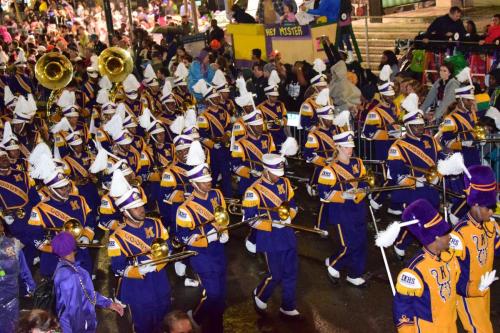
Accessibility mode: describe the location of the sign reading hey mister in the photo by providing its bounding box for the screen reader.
[264,24,311,38]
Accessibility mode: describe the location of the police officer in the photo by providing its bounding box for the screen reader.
[108,169,171,333]
[244,153,300,318]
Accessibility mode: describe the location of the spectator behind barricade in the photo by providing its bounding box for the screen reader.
[421,62,460,123]
[329,58,362,114]
[163,310,196,333]
[16,309,60,333]
[208,19,224,43]
[423,6,466,42]
[283,60,309,111]
[379,50,399,81]
[231,4,257,24]
[169,47,187,74]
[0,219,36,333]
[251,48,266,66]
[301,0,340,23]
[280,3,297,23]
[488,68,500,110]
[181,15,193,36]
[256,0,284,24]
[481,14,500,44]
[348,61,378,100]
[188,48,216,101]
[249,62,267,105]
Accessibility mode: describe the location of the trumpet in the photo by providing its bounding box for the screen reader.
[338,170,376,188]
[44,219,105,248]
[0,208,26,219]
[458,125,487,141]
[130,238,198,267]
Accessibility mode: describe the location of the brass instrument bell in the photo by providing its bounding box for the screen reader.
[213,206,230,228]
[35,52,73,90]
[150,238,169,259]
[472,125,487,141]
[98,47,134,83]
[277,201,290,220]
[15,209,26,219]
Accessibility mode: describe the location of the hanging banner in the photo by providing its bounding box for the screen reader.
[264,24,311,38]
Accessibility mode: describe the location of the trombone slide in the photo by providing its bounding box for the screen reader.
[272,221,329,237]
[137,250,198,267]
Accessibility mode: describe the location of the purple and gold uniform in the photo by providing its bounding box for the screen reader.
[198,105,232,196]
[299,95,321,131]
[257,100,287,148]
[243,164,299,313]
[28,194,95,277]
[362,101,400,160]
[108,217,171,333]
[99,187,148,232]
[8,73,34,97]
[176,187,227,333]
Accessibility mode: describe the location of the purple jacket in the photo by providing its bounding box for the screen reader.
[54,259,111,333]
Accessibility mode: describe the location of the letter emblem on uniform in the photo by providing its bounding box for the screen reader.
[472,234,487,266]
[352,165,359,174]
[14,174,23,182]
[430,265,452,302]
[70,200,80,211]
[145,227,155,239]
[277,184,285,194]
[424,140,431,149]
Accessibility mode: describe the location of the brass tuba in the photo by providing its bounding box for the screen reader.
[35,52,73,121]
[98,47,133,82]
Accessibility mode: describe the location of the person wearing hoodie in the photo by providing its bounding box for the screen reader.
[302,0,340,23]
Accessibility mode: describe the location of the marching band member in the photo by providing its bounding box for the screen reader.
[9,50,34,97]
[243,152,301,318]
[108,169,171,333]
[176,145,228,333]
[28,150,95,277]
[0,144,40,267]
[231,109,275,196]
[437,85,480,167]
[141,64,163,114]
[317,131,368,287]
[194,79,232,197]
[2,122,28,172]
[82,55,100,112]
[2,86,17,121]
[230,77,256,143]
[172,63,194,108]
[53,232,124,332]
[388,111,444,259]
[453,165,499,333]
[159,80,180,142]
[303,88,342,197]
[299,58,329,131]
[257,70,287,148]
[121,74,143,118]
[212,69,236,116]
[11,96,37,156]
[392,199,461,332]
[94,87,116,151]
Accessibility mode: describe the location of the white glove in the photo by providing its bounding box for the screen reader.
[415,176,426,188]
[206,231,218,243]
[213,143,221,149]
[219,232,229,244]
[281,217,291,225]
[250,169,262,178]
[479,270,499,292]
[174,261,186,277]
[79,236,90,245]
[138,263,156,275]
[342,189,356,200]
[272,220,286,228]
[3,216,14,225]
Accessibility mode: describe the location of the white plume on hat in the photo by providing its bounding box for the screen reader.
[50,116,72,134]
[313,58,326,74]
[437,153,471,178]
[123,74,141,93]
[235,76,248,95]
[333,110,351,127]
[268,70,281,87]
[401,93,419,112]
[456,67,472,85]
[90,146,109,173]
[1,122,17,146]
[4,86,15,106]
[99,76,112,90]
[174,62,189,80]
[212,69,227,87]
[110,169,132,198]
[15,49,27,65]
[186,140,206,166]
[162,80,173,99]
[115,103,128,120]
[280,137,299,157]
[87,55,99,72]
[96,88,110,104]
[143,64,158,86]
[170,115,185,135]
[485,107,500,130]
[32,153,58,181]
[104,114,125,140]
[0,51,7,64]
[375,220,419,248]
[57,90,76,109]
[29,142,52,168]
[315,88,330,106]
[192,79,211,96]
[379,65,392,82]
[184,108,197,129]
[27,94,37,113]
[13,96,35,122]
[139,108,152,129]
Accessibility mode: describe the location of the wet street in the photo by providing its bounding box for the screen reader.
[23,162,500,333]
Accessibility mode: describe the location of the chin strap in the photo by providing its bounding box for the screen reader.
[124,210,143,223]
[49,187,69,202]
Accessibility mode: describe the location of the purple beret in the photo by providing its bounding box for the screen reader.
[196,49,209,62]
[402,199,450,246]
[52,231,76,257]
[464,165,497,207]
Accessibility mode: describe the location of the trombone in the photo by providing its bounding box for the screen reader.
[228,201,328,236]
[338,169,377,188]
[44,219,105,248]
[0,208,26,219]
[130,238,198,267]
[458,125,487,141]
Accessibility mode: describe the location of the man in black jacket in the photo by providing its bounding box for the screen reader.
[423,6,466,42]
